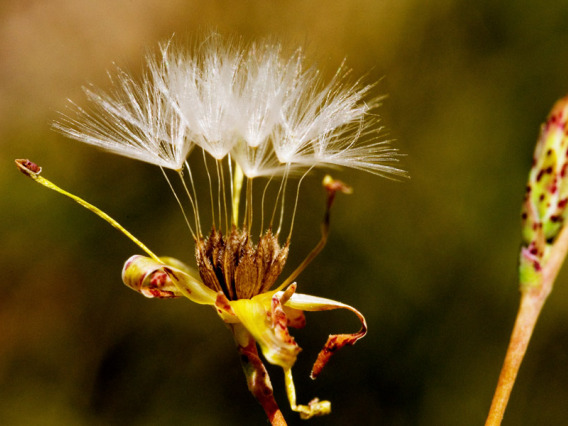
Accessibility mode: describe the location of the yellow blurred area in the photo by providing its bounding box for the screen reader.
[3,1,568,425]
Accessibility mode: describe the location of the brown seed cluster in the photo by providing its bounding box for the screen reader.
[195,228,289,300]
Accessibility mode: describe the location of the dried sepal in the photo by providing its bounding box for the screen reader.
[228,288,301,370]
[122,255,217,304]
[283,291,368,379]
[122,255,183,298]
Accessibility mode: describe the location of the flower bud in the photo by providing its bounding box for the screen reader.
[520,96,568,288]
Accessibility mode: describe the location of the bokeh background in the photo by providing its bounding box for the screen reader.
[3,1,568,425]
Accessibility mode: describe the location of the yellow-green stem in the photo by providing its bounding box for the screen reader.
[15,160,160,262]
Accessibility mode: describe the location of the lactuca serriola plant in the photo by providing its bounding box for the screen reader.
[17,34,406,424]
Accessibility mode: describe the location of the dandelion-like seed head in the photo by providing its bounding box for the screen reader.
[45,34,407,421]
[56,34,405,179]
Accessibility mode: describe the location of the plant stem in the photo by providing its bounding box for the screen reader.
[234,325,287,426]
[486,225,568,425]
[485,290,546,426]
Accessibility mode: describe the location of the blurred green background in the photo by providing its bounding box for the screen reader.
[3,1,568,425]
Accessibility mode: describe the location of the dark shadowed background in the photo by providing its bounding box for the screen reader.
[3,1,568,425]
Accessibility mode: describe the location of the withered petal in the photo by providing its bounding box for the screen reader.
[282,292,367,379]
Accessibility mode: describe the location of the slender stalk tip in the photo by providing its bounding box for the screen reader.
[15,159,42,178]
